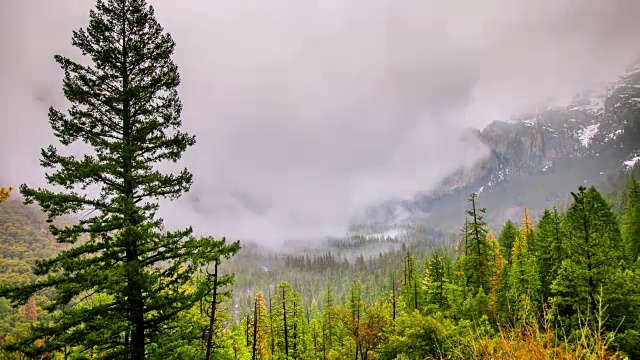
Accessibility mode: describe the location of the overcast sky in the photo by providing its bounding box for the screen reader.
[2,0,640,245]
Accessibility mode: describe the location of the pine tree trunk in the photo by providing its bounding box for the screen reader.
[268,290,275,356]
[322,320,327,360]
[293,301,298,359]
[580,200,597,312]
[414,278,418,310]
[283,287,289,358]
[391,273,396,321]
[246,314,250,347]
[439,270,444,310]
[120,1,145,357]
[471,195,484,290]
[252,298,258,360]
[205,261,219,360]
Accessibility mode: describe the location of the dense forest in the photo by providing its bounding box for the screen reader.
[2,0,640,359]
[3,175,640,359]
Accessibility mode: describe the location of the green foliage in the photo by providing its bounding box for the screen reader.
[622,177,640,262]
[382,311,456,359]
[552,186,626,331]
[402,254,421,311]
[507,231,541,322]
[498,220,518,265]
[0,0,239,358]
[5,180,640,360]
[461,194,496,297]
[535,208,567,303]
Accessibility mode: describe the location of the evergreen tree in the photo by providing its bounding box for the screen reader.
[273,282,293,358]
[535,208,566,304]
[402,254,420,311]
[346,278,363,360]
[622,178,640,262]
[290,290,308,360]
[202,243,240,360]
[552,186,626,329]
[322,282,340,354]
[507,232,540,324]
[423,252,446,311]
[498,220,518,265]
[461,193,494,296]
[487,232,503,321]
[0,1,238,358]
[307,298,323,359]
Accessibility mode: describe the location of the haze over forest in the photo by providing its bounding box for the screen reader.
[2,0,640,245]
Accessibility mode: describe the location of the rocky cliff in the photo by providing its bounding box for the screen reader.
[358,61,640,233]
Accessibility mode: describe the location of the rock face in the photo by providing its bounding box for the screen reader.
[359,61,640,231]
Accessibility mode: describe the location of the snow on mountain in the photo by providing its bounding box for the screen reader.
[578,123,600,147]
[352,60,640,233]
[625,154,640,169]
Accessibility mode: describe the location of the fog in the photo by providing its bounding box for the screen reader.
[1,0,640,245]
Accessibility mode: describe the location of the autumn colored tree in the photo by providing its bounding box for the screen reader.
[0,187,12,203]
[520,206,535,252]
[250,291,270,360]
[20,297,37,322]
[359,301,392,360]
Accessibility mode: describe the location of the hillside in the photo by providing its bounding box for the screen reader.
[0,198,68,341]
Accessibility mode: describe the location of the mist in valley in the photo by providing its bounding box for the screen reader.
[2,0,640,248]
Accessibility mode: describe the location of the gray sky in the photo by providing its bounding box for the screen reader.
[2,0,640,244]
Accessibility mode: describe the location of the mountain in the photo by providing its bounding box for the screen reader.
[356,61,640,234]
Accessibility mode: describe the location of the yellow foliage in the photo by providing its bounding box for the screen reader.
[520,205,533,240]
[0,186,13,203]
[474,323,623,360]
[512,233,528,262]
[252,291,271,359]
[488,231,503,316]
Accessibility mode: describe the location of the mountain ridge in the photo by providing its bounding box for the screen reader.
[354,60,640,234]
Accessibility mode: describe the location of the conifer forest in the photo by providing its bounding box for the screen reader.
[2,1,640,359]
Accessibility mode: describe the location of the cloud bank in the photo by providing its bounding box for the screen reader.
[1,0,640,244]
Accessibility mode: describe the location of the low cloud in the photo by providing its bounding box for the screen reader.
[1,0,640,245]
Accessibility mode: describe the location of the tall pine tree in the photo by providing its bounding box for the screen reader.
[507,231,540,324]
[552,186,625,329]
[0,1,237,358]
[535,208,566,304]
[622,178,640,263]
[250,291,271,360]
[498,220,518,265]
[462,193,494,296]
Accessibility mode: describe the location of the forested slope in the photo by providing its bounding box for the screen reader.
[5,170,640,358]
[0,197,68,345]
